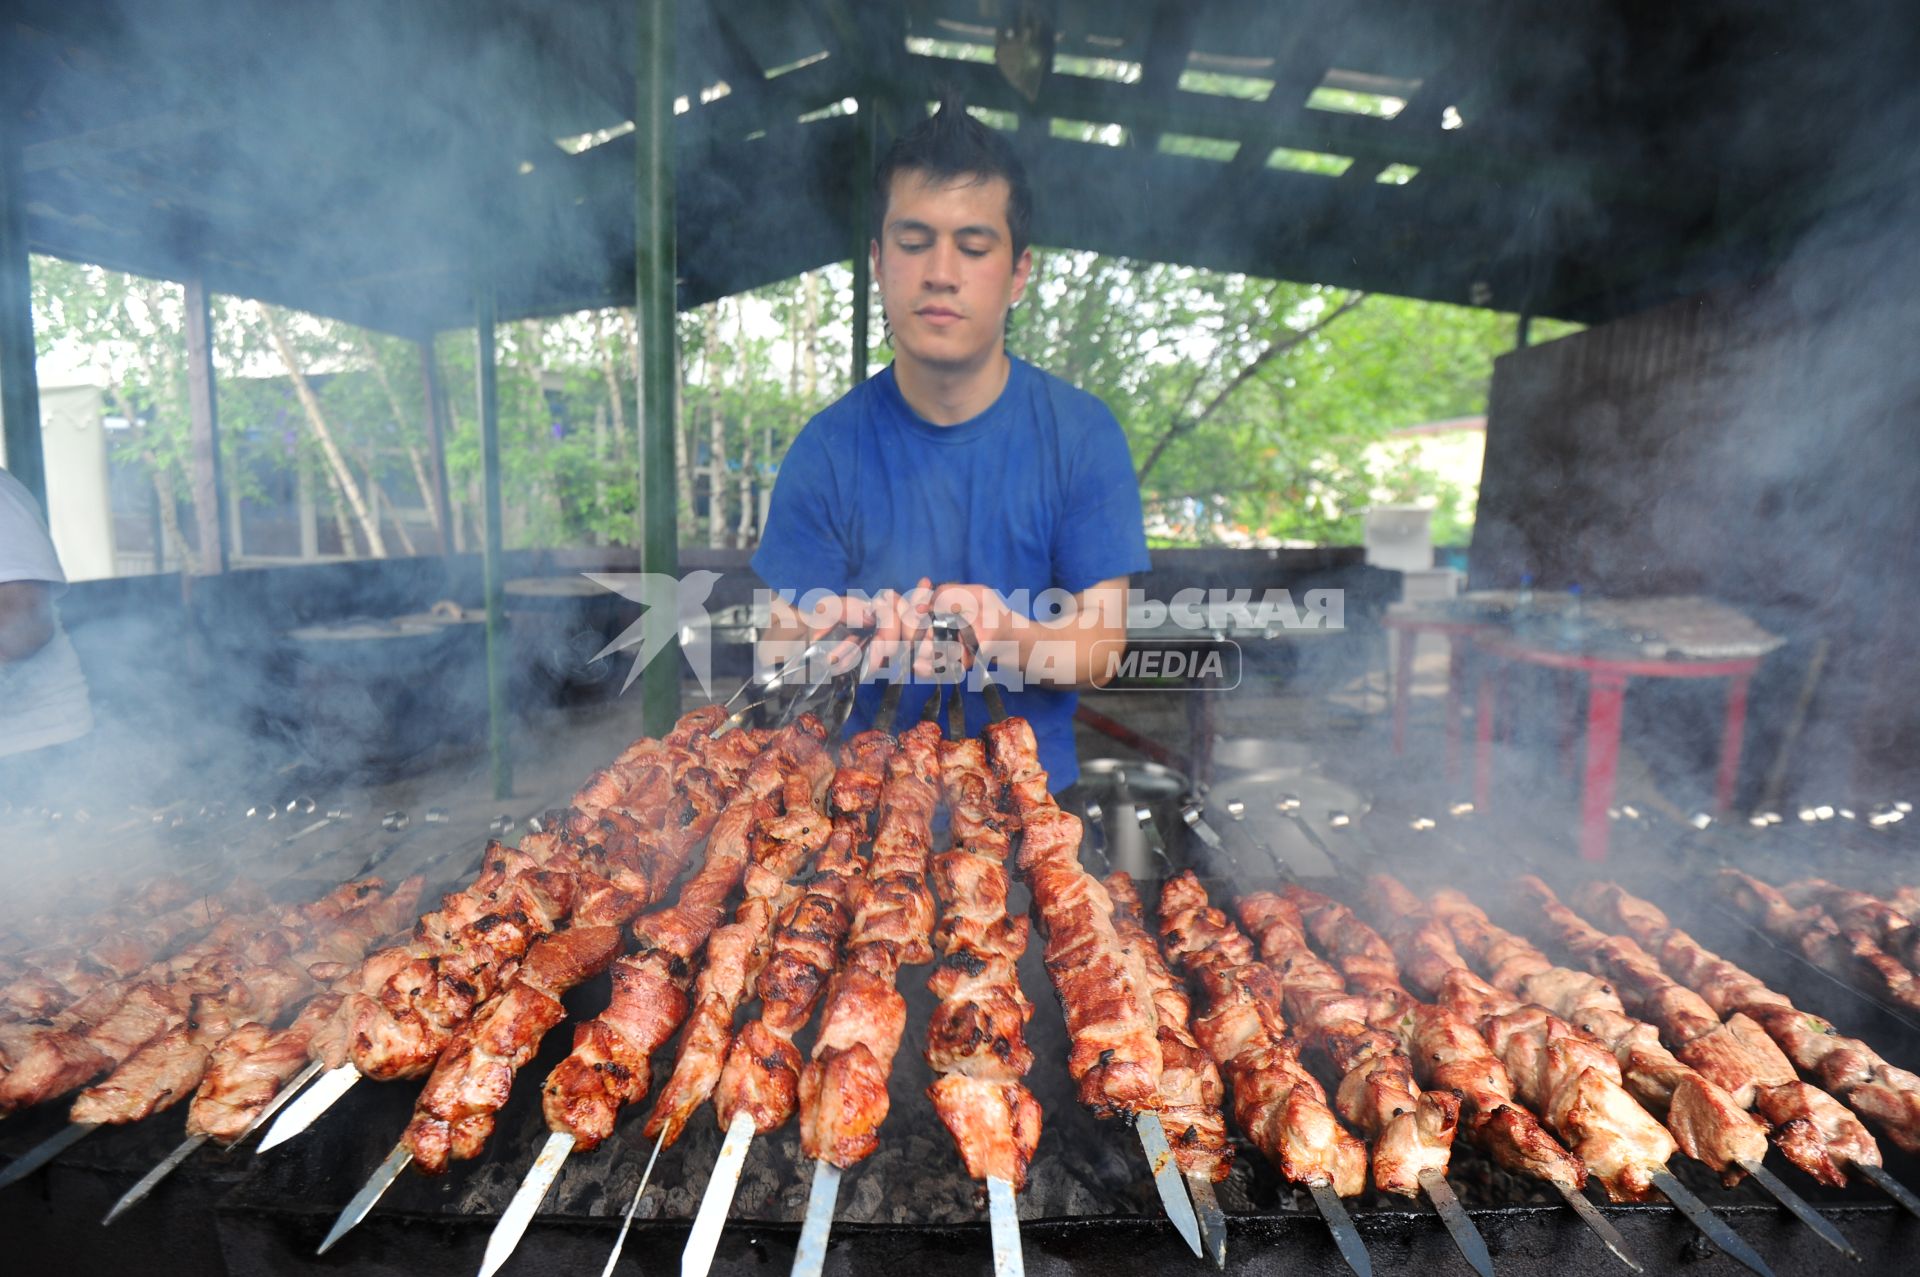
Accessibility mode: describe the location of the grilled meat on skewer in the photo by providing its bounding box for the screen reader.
[1425,887,1767,1185]
[399,718,810,1172]
[540,720,831,1152]
[1579,880,1920,1155]
[1363,874,1675,1201]
[1235,889,1457,1197]
[984,717,1162,1119]
[1516,874,1879,1187]
[1156,871,1367,1196]
[1720,870,1920,1015]
[924,734,1042,1189]
[1282,886,1588,1192]
[794,721,943,1168]
[712,730,897,1139]
[69,878,426,1127]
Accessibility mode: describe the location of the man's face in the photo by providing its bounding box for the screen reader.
[873,170,1032,373]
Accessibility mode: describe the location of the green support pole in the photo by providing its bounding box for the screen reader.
[475,284,512,799]
[635,0,680,738]
[850,101,873,385]
[0,126,45,510]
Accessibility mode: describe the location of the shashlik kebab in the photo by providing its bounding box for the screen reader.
[1275,881,1644,1274]
[790,717,944,1275]
[1718,870,1920,1016]
[259,706,761,1154]
[1518,876,1901,1202]
[0,878,275,1097]
[1363,873,1778,1277]
[637,717,837,1277]
[981,713,1206,1258]
[0,876,208,1022]
[1153,869,1374,1277]
[1570,878,1920,1211]
[672,724,902,1277]
[81,833,516,1219]
[1078,800,1230,1267]
[0,875,391,1119]
[925,728,1040,1276]
[0,876,420,1191]
[476,717,836,1277]
[1425,884,1858,1258]
[1777,877,1920,971]
[316,712,817,1254]
[1234,887,1499,1277]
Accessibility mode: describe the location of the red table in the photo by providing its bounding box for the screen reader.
[1472,634,1762,862]
[1383,612,1494,781]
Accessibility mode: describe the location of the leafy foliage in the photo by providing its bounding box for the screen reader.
[30,251,1573,565]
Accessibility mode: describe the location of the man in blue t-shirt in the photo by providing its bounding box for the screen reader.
[752,100,1151,792]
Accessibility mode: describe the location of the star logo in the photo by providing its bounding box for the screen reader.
[582,570,723,698]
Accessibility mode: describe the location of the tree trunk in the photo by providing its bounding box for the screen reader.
[707,306,728,549]
[801,272,820,403]
[320,460,358,556]
[359,334,447,545]
[261,305,387,556]
[149,467,196,573]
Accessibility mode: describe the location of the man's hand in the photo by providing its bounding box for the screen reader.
[761,578,935,683]
[0,581,56,664]
[921,577,1131,689]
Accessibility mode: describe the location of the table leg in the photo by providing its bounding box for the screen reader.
[1444,641,1464,781]
[1474,662,1497,811]
[1558,670,1580,781]
[1715,673,1752,814]
[1581,673,1628,863]
[1392,629,1413,755]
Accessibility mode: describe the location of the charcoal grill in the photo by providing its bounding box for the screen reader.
[4,774,1918,1276]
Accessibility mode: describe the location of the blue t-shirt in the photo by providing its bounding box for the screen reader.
[750,356,1151,791]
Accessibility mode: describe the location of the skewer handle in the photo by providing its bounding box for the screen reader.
[791,1158,842,1277]
[987,1175,1025,1277]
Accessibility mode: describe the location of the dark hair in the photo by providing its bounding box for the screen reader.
[872,94,1033,261]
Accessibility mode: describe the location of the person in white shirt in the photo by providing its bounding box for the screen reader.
[0,467,94,787]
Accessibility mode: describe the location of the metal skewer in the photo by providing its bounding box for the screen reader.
[1118,801,1217,1263]
[103,1132,206,1224]
[1649,1169,1775,1277]
[317,1140,412,1254]
[794,676,951,1277]
[105,1054,332,1224]
[987,1173,1024,1277]
[0,1120,99,1190]
[792,1156,843,1277]
[682,1110,758,1277]
[1309,1181,1374,1277]
[480,1130,576,1277]
[1418,1169,1494,1277]
[1857,1162,1920,1220]
[1735,1158,1858,1260]
[1552,1183,1644,1273]
[601,1125,671,1277]
[256,1060,360,1152]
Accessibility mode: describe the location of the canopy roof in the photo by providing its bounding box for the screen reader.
[9,0,1915,335]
